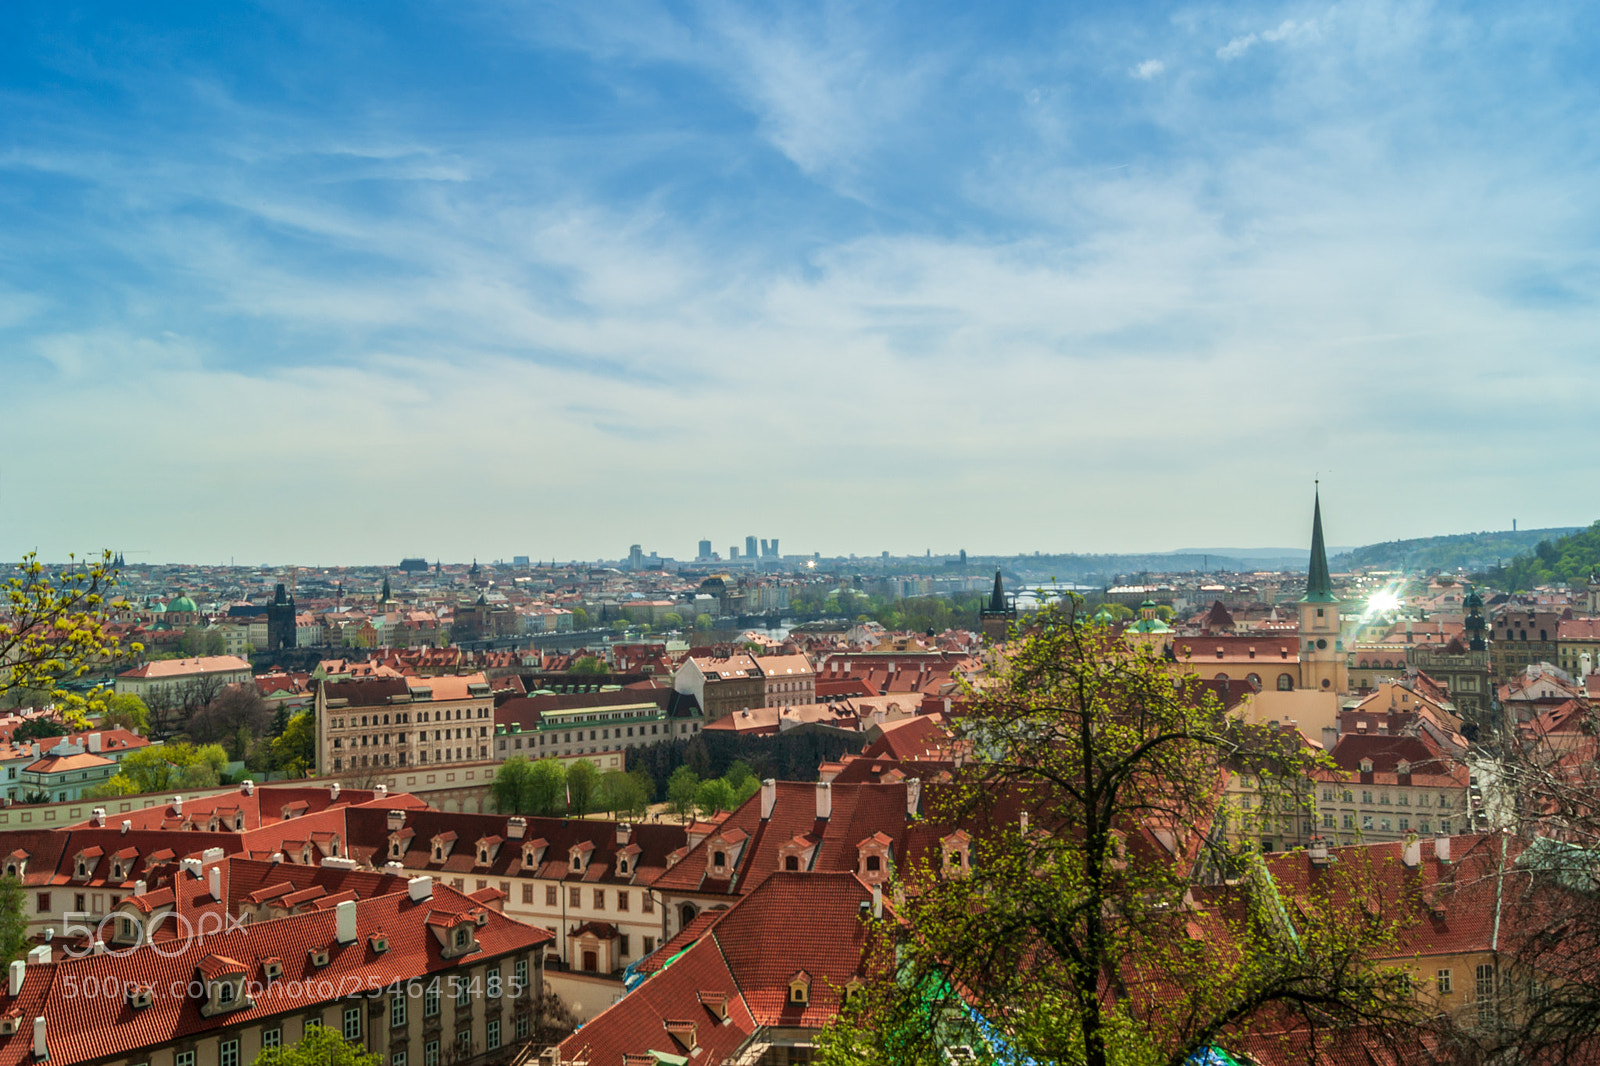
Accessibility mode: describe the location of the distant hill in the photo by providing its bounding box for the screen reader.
[1330,527,1585,574]
[1492,522,1600,591]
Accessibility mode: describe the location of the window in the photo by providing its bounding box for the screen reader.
[515,1014,530,1039]
[1361,815,1373,830]
[454,977,470,1009]
[641,894,653,914]
[1476,964,1495,1024]
[393,1054,407,1066]
[424,1041,439,1066]
[392,994,407,1027]
[177,1053,195,1066]
[619,934,630,956]
[616,891,629,912]
[36,893,49,914]
[594,889,605,909]
[344,1005,361,1040]
[1361,791,1372,805]
[569,887,581,907]
[1322,813,1335,828]
[546,886,557,906]
[515,958,528,992]
[456,1030,471,1058]
[522,884,534,905]
[1437,969,1452,994]
[1342,814,1354,829]
[644,936,655,954]
[424,981,440,1018]
[1380,818,1391,832]
[220,1040,239,1066]
[487,1020,500,1051]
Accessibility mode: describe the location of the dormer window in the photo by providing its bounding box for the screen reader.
[262,958,283,980]
[712,850,727,870]
[128,984,154,1009]
[788,972,811,1005]
[785,856,799,871]
[940,831,971,877]
[454,928,469,948]
[390,840,404,860]
[1360,759,1374,774]
[309,947,330,968]
[1397,760,1412,776]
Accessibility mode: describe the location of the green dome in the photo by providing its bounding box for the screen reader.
[167,592,198,613]
[149,600,166,613]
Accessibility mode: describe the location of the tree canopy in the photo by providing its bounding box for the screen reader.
[253,1025,380,1066]
[822,598,1420,1066]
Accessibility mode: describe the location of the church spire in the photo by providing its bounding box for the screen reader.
[1301,485,1336,604]
[989,568,1007,613]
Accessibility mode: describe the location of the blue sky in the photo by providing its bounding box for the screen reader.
[2,1,1597,564]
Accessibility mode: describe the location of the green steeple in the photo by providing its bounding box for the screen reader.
[1301,487,1336,604]
[989,568,1007,613]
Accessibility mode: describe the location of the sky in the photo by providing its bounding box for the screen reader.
[2,1,1598,565]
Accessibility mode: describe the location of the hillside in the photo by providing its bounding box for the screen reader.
[1491,522,1600,591]
[1329,527,1583,573]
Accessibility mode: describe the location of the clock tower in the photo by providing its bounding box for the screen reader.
[1298,487,1347,693]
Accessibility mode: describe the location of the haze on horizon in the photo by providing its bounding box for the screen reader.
[3,2,1597,565]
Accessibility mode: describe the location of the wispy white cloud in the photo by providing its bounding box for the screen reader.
[1131,58,1166,79]
[1218,18,1317,60]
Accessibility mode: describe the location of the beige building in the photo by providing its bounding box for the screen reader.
[317,674,494,776]
[114,656,254,702]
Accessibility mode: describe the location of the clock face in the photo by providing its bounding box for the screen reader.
[1316,638,1328,649]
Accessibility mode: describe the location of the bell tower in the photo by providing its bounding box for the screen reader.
[1297,486,1346,693]
[980,569,1017,644]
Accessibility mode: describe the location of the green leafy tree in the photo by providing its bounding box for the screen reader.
[254,1025,381,1066]
[569,656,607,676]
[725,759,755,791]
[822,598,1421,1066]
[493,756,533,813]
[693,777,736,818]
[666,766,699,819]
[0,550,139,725]
[270,712,318,777]
[14,718,66,741]
[571,607,589,628]
[598,770,647,817]
[101,693,150,734]
[566,758,598,814]
[528,758,567,816]
[694,613,713,631]
[661,612,684,629]
[0,876,30,965]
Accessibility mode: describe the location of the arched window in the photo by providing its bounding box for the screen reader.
[1277,674,1294,691]
[1246,673,1261,688]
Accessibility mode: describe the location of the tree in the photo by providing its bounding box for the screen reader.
[100,692,150,734]
[566,758,598,814]
[493,756,532,813]
[598,770,647,818]
[661,612,684,629]
[270,712,318,777]
[823,599,1420,1066]
[0,876,30,965]
[571,606,589,628]
[569,656,607,676]
[14,717,66,741]
[693,777,736,817]
[189,685,273,745]
[666,766,700,820]
[0,550,138,725]
[527,758,567,816]
[254,1025,381,1066]
[694,613,714,631]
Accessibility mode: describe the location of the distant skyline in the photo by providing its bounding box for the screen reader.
[4,3,1599,563]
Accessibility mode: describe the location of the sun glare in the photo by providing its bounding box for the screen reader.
[1368,590,1402,613]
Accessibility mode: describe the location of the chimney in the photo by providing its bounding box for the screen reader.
[1321,725,1338,751]
[616,823,632,847]
[171,795,183,814]
[87,733,102,754]
[905,778,922,818]
[241,780,255,796]
[202,847,224,864]
[180,857,202,879]
[133,879,147,896]
[506,816,527,839]
[760,780,777,820]
[26,947,48,966]
[330,783,341,801]
[871,883,883,920]
[1435,834,1452,864]
[1308,838,1331,867]
[815,781,832,820]
[121,820,131,835]
[8,960,22,996]
[91,808,106,827]
[209,866,222,902]
[387,809,407,831]
[1401,835,1422,869]
[336,899,358,944]
[32,1016,45,1061]
[408,876,433,902]
[374,784,386,800]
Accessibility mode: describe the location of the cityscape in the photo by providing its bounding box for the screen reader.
[6,4,1600,1066]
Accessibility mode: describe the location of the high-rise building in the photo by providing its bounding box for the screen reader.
[746,535,759,560]
[698,539,712,561]
[768,538,779,558]
[730,546,740,561]
[629,544,643,570]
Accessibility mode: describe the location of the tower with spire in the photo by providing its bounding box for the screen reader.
[1297,486,1347,693]
[979,568,1017,644]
